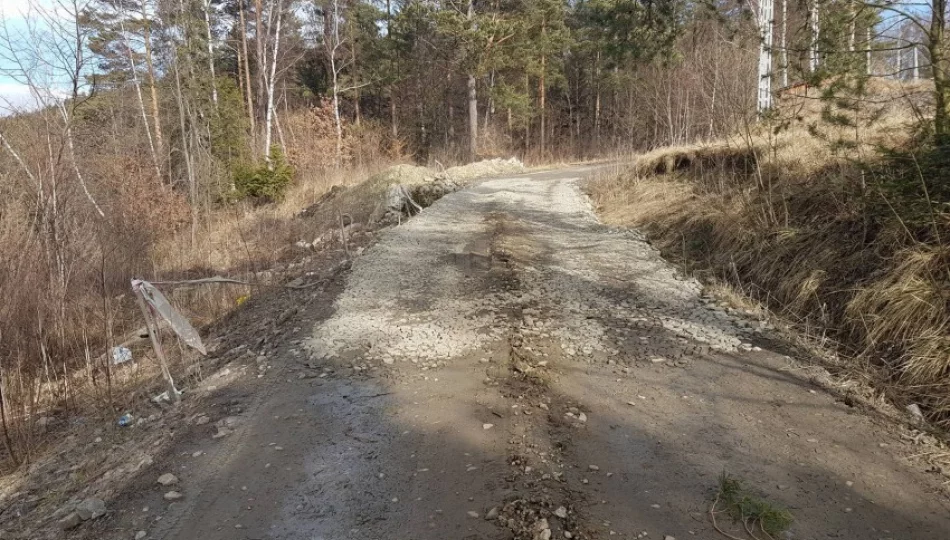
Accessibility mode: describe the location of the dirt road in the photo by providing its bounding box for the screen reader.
[103,167,950,540]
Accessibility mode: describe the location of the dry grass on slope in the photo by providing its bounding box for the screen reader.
[589,119,950,427]
[0,157,524,469]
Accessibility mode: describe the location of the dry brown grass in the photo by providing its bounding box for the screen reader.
[589,106,950,426]
[0,147,526,471]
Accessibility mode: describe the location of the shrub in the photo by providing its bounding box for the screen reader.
[233,146,295,202]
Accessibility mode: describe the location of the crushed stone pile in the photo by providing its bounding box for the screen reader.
[384,157,524,219]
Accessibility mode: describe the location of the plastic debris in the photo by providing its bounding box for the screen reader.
[152,390,182,404]
[131,279,206,355]
[111,346,133,365]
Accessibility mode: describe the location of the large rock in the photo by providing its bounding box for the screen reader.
[75,498,106,521]
[157,473,179,486]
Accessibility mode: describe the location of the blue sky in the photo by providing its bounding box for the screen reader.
[0,0,77,111]
[0,0,37,109]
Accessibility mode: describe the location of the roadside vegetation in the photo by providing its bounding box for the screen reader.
[711,473,794,540]
[590,80,950,427]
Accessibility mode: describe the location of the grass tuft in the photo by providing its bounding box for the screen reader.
[712,472,793,539]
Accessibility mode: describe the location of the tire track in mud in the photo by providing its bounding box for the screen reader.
[485,210,594,540]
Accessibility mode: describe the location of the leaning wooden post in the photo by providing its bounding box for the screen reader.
[132,281,181,404]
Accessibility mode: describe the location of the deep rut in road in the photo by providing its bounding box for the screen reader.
[98,167,950,540]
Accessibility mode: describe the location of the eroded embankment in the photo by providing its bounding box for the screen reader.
[588,145,950,429]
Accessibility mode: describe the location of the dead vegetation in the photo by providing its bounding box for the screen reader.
[0,126,521,473]
[589,86,950,428]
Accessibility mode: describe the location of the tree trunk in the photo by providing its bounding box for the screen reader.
[929,0,950,144]
[594,51,601,145]
[467,0,477,162]
[263,0,284,162]
[781,0,788,87]
[239,0,256,132]
[539,18,547,158]
[255,0,265,123]
[171,48,197,242]
[326,0,343,166]
[756,0,774,114]
[141,6,164,160]
[810,1,820,73]
[914,43,920,80]
[484,70,494,131]
[467,75,477,161]
[390,92,398,139]
[121,19,163,184]
[203,0,219,109]
[849,2,856,52]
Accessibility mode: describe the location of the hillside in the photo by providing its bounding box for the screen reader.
[590,80,950,429]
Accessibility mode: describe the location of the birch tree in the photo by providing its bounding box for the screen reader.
[83,0,165,171]
[319,0,345,166]
[263,0,284,162]
[810,0,821,73]
[755,0,774,113]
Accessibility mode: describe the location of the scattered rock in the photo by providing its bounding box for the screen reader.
[485,507,499,520]
[554,506,568,519]
[58,513,82,530]
[163,491,184,501]
[195,415,210,426]
[135,531,147,540]
[157,473,179,486]
[467,511,480,518]
[906,403,925,424]
[513,360,534,373]
[664,536,676,540]
[483,423,494,430]
[75,498,107,520]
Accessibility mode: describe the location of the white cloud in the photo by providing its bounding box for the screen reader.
[0,81,39,112]
[0,1,32,17]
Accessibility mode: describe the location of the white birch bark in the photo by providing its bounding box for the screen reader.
[781,0,788,87]
[810,1,820,73]
[467,0,477,161]
[325,0,344,167]
[120,18,163,182]
[59,102,105,218]
[756,0,774,113]
[204,0,219,109]
[263,0,284,163]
